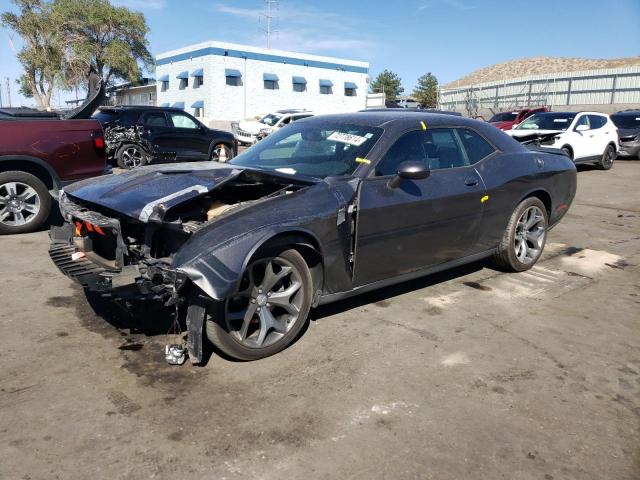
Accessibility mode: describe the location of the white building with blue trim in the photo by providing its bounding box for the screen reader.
[155,41,369,124]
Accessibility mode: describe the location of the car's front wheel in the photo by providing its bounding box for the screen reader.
[0,171,51,235]
[204,248,313,360]
[492,197,548,272]
[598,144,615,170]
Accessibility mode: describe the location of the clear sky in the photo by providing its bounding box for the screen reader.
[1,0,639,107]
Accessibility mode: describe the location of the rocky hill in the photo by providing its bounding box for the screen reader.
[444,56,640,88]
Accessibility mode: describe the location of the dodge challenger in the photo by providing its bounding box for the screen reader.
[49,112,577,362]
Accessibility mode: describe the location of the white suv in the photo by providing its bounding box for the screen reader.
[231,109,314,145]
[508,111,619,169]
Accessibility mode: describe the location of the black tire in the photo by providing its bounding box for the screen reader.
[561,147,573,161]
[204,248,313,361]
[598,144,615,170]
[491,197,548,272]
[116,143,147,169]
[0,170,51,235]
[210,143,234,162]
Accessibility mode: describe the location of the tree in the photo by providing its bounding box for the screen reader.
[53,0,153,86]
[413,72,439,108]
[1,0,65,110]
[370,69,404,102]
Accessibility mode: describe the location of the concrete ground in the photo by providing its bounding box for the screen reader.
[1,161,639,480]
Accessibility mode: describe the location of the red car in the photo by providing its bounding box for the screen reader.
[0,114,106,234]
[489,107,549,131]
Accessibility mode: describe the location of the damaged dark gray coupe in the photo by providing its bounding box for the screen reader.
[49,112,577,362]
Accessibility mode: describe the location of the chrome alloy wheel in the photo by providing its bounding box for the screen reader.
[122,146,144,168]
[211,144,233,162]
[514,205,546,265]
[225,257,303,348]
[0,181,41,227]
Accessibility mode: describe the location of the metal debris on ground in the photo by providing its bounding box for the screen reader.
[164,344,187,365]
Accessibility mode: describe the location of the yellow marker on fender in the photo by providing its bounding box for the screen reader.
[420,121,427,130]
[355,157,371,164]
[481,195,489,203]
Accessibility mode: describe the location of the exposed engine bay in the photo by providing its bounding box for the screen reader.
[50,171,309,306]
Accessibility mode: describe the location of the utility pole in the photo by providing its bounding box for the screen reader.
[5,77,11,108]
[260,0,278,49]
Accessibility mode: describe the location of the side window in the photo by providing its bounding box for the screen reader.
[587,115,606,129]
[425,129,469,169]
[458,128,495,164]
[142,112,167,127]
[376,130,426,176]
[169,113,199,129]
[280,117,292,126]
[575,115,590,129]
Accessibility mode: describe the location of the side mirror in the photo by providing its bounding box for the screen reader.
[388,161,429,188]
[575,124,589,132]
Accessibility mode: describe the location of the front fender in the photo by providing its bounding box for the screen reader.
[177,226,322,301]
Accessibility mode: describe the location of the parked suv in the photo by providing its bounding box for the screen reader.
[94,106,237,168]
[231,109,314,145]
[610,110,640,158]
[508,111,619,169]
[489,107,549,130]
[0,115,106,234]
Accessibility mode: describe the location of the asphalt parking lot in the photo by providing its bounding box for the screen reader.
[1,160,639,480]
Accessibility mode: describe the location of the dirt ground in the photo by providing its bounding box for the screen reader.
[1,161,639,480]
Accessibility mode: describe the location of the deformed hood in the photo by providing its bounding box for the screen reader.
[64,162,316,222]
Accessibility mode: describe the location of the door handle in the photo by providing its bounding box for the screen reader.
[464,178,479,186]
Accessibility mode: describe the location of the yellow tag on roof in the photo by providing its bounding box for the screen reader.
[481,195,489,203]
[355,157,371,164]
[420,121,427,130]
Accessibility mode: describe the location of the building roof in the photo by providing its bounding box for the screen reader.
[155,40,369,74]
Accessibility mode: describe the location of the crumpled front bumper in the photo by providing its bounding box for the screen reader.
[49,222,181,302]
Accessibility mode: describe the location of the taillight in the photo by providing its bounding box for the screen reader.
[92,130,105,153]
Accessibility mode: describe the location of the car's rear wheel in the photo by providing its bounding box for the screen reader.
[492,197,548,272]
[0,171,51,235]
[116,143,147,169]
[598,144,615,170]
[204,248,313,360]
[210,143,234,162]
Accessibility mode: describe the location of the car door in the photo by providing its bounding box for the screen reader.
[571,114,600,160]
[139,111,171,157]
[165,111,211,161]
[353,128,486,286]
[587,114,613,156]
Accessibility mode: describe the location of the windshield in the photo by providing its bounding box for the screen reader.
[259,114,282,126]
[230,121,383,178]
[516,113,576,131]
[490,112,517,122]
[611,114,640,129]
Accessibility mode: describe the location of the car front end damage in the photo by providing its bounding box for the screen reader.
[48,165,321,362]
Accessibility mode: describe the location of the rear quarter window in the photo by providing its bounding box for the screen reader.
[458,128,496,164]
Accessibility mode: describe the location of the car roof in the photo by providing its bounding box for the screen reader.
[307,111,483,129]
[274,109,313,115]
[98,105,186,113]
[613,109,640,115]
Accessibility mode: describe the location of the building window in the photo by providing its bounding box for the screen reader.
[194,107,204,118]
[264,79,278,90]
[193,76,203,88]
[345,87,356,97]
[293,83,306,92]
[320,85,332,95]
[179,78,188,90]
[226,76,241,86]
[161,81,169,92]
[225,69,242,86]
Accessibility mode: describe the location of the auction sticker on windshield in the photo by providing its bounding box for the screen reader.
[328,131,369,146]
